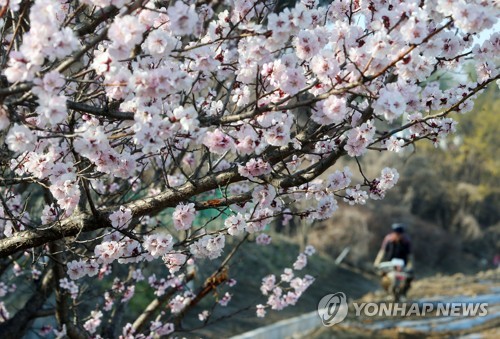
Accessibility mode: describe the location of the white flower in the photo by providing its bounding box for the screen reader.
[167,2,198,36]
[173,203,197,231]
[6,124,37,153]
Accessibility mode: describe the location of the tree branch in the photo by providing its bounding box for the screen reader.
[0,267,55,338]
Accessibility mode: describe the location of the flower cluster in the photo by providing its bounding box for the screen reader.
[238,158,272,179]
[173,203,197,231]
[143,233,173,258]
[59,278,79,300]
[4,0,79,83]
[83,311,103,334]
[189,234,225,259]
[258,247,316,315]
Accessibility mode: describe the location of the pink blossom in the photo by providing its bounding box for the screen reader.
[143,30,178,58]
[162,252,187,274]
[83,310,102,334]
[344,120,376,157]
[190,234,225,259]
[258,112,294,147]
[198,310,210,322]
[293,253,308,270]
[32,71,65,94]
[238,158,272,179]
[260,274,276,295]
[169,294,191,314]
[311,50,340,83]
[374,87,407,122]
[95,241,123,264]
[294,29,321,60]
[143,233,173,258]
[284,291,299,306]
[245,208,274,233]
[384,136,405,152]
[103,292,114,311]
[313,96,348,125]
[53,324,67,339]
[120,323,135,339]
[108,15,146,59]
[280,68,307,96]
[173,106,199,132]
[290,275,315,294]
[252,185,277,208]
[39,325,53,336]
[326,167,352,191]
[109,206,132,229]
[49,178,80,216]
[203,129,234,154]
[312,196,338,220]
[92,49,113,75]
[167,2,198,36]
[304,245,316,256]
[377,167,400,191]
[256,233,272,245]
[121,285,135,303]
[41,204,58,224]
[218,292,232,306]
[67,260,86,280]
[85,260,99,277]
[281,268,294,282]
[344,185,369,205]
[4,51,39,83]
[59,278,79,299]
[150,321,175,336]
[6,124,37,153]
[225,213,247,236]
[173,203,197,231]
[256,304,267,318]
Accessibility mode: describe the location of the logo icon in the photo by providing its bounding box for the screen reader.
[317,292,348,326]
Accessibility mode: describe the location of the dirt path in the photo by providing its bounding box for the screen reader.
[312,269,500,338]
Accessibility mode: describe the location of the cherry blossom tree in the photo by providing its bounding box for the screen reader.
[0,0,498,337]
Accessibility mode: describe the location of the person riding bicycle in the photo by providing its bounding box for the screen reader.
[374,223,414,299]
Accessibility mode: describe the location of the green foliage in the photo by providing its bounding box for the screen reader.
[452,86,500,186]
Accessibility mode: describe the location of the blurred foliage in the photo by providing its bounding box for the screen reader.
[405,84,500,228]
[309,83,500,275]
[450,86,499,188]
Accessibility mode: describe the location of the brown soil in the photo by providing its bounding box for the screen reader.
[313,269,500,339]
